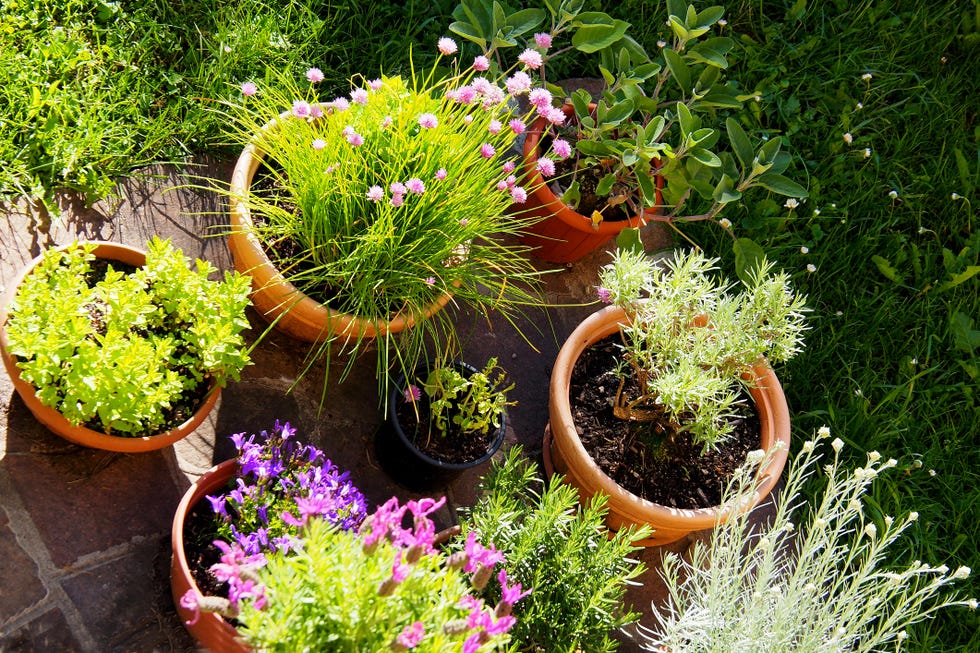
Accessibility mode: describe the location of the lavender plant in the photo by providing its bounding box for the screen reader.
[641,430,977,652]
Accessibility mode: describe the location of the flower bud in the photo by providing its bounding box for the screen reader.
[443,619,470,636]
[471,564,493,590]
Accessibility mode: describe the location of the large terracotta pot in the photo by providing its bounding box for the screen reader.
[0,242,220,453]
[227,116,455,344]
[546,305,791,547]
[517,104,664,264]
[171,459,251,653]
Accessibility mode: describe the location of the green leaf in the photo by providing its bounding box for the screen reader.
[561,179,581,207]
[603,98,635,125]
[506,8,546,34]
[726,118,754,170]
[733,238,766,285]
[644,116,666,142]
[570,89,592,117]
[950,312,980,354]
[712,174,742,204]
[938,266,980,292]
[616,227,644,255]
[666,0,686,19]
[636,171,658,206]
[596,173,617,196]
[576,140,613,157]
[695,6,726,28]
[572,14,630,53]
[954,147,975,194]
[690,147,722,167]
[757,138,782,165]
[622,150,639,166]
[448,21,487,48]
[663,48,692,94]
[676,102,695,136]
[755,173,808,197]
[871,255,903,283]
[668,15,689,40]
[687,44,729,69]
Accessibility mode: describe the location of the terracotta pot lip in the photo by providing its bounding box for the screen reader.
[0,241,222,452]
[387,359,507,470]
[171,458,238,580]
[549,304,790,523]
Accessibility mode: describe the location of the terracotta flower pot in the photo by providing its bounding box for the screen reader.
[227,116,456,344]
[171,459,252,653]
[0,242,220,453]
[546,305,791,547]
[517,104,664,264]
[376,359,507,490]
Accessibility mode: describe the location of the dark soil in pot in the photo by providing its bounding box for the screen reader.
[569,334,760,510]
[393,393,498,465]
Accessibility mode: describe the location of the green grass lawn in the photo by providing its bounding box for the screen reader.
[2,0,978,649]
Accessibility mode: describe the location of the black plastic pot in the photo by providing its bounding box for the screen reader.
[375,359,507,491]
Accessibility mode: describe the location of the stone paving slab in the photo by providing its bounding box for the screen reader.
[0,158,747,653]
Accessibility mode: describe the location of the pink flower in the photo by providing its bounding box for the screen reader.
[369,78,384,91]
[346,130,364,146]
[435,168,447,181]
[597,287,612,303]
[179,590,201,626]
[497,569,531,606]
[536,156,555,177]
[406,178,425,194]
[292,100,312,119]
[312,139,326,151]
[508,119,526,135]
[390,181,407,195]
[505,71,532,95]
[418,113,438,129]
[545,106,567,126]
[518,48,544,69]
[473,55,490,71]
[510,186,528,203]
[438,37,458,55]
[480,143,496,159]
[534,32,552,49]
[332,97,350,112]
[454,85,477,105]
[463,115,474,124]
[366,185,384,202]
[396,622,426,649]
[350,88,369,105]
[528,88,552,109]
[463,532,504,573]
[488,119,502,135]
[462,633,482,653]
[324,163,338,175]
[310,105,324,119]
[305,67,324,83]
[424,276,435,286]
[552,138,572,158]
[404,384,422,402]
[240,81,257,97]
[390,193,405,207]
[496,180,508,192]
[381,116,394,129]
[459,218,468,226]
[502,161,516,173]
[506,175,517,188]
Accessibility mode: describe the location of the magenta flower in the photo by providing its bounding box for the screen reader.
[438,37,458,55]
[343,128,364,146]
[390,181,407,195]
[179,590,201,626]
[505,71,532,95]
[240,81,257,97]
[597,286,612,303]
[435,168,447,181]
[518,48,544,69]
[459,218,468,226]
[390,194,405,207]
[424,276,435,286]
[454,85,477,105]
[418,113,438,129]
[528,88,552,110]
[366,185,384,202]
[496,180,508,192]
[406,178,426,194]
[396,622,426,649]
[324,163,338,175]
[488,119,502,135]
[508,119,526,135]
[552,137,572,159]
[545,106,567,126]
[306,67,324,83]
[350,88,369,105]
[404,384,422,402]
[473,55,490,71]
[480,143,496,159]
[536,157,555,177]
[462,531,504,573]
[292,100,312,119]
[497,569,531,606]
[510,186,528,203]
[462,633,482,653]
[311,138,326,151]
[505,174,517,188]
[502,161,516,174]
[534,32,552,49]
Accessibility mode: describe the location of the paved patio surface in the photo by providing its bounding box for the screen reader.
[0,159,768,652]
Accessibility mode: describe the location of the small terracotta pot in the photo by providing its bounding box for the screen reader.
[517,104,664,264]
[546,305,791,547]
[227,114,456,344]
[0,242,220,453]
[170,459,251,653]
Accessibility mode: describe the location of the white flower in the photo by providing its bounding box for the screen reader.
[818,426,832,439]
[718,217,732,229]
[800,246,809,254]
[802,440,816,453]
[908,511,919,522]
[897,631,908,641]
[718,19,728,26]
[863,148,871,158]
[806,264,817,273]
[910,358,918,365]
[813,208,821,215]
[889,190,899,199]
[929,469,937,476]
[785,198,800,209]
[843,132,853,144]
[855,388,864,397]
[746,449,766,465]
[864,523,877,538]
[953,566,971,580]
[814,518,827,528]
[831,438,844,452]
[884,515,894,527]
[968,599,978,610]
[848,499,863,513]
[862,73,873,81]
[868,451,881,462]
[657,40,667,48]
[951,193,960,200]
[855,102,864,110]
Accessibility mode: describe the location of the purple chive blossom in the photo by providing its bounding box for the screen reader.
[534,32,553,49]
[505,72,533,95]
[508,119,526,135]
[396,622,426,649]
[366,185,384,202]
[292,100,312,119]
[351,88,369,105]
[459,218,468,226]
[471,77,493,95]
[332,97,350,112]
[473,55,490,71]
[506,175,517,188]
[597,286,612,303]
[312,138,326,151]
[435,168,447,181]
[240,81,257,97]
[552,138,572,159]
[418,113,438,129]
[454,85,477,105]
[390,181,407,195]
[496,180,508,192]
[463,114,474,124]
[424,277,435,286]
[480,143,496,159]
[369,78,383,91]
[311,105,324,119]
[518,48,544,69]
[406,178,425,194]
[502,160,516,174]
[528,88,552,110]
[390,194,405,207]
[324,163,338,175]
[438,37,458,55]
[488,119,502,135]
[381,116,393,129]
[306,67,324,83]
[342,126,364,146]
[510,186,527,203]
[536,157,556,177]
[404,384,422,402]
